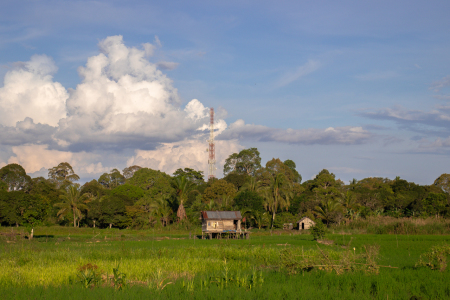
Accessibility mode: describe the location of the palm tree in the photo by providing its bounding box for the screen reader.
[251,210,269,229]
[173,176,198,221]
[340,191,360,221]
[54,185,88,227]
[262,173,293,229]
[313,199,344,225]
[241,177,262,193]
[151,195,173,227]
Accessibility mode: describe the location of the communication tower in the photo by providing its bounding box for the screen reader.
[207,107,216,179]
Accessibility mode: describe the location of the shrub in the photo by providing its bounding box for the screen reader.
[310,221,327,240]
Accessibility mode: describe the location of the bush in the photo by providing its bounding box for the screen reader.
[310,221,327,240]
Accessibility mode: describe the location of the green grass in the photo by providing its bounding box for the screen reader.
[1,226,450,299]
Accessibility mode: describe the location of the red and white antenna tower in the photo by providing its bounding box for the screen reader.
[207,107,216,179]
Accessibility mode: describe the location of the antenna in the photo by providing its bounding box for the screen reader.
[208,107,216,179]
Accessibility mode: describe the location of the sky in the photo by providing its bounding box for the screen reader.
[0,0,450,185]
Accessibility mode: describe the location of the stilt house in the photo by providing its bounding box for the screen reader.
[201,211,242,234]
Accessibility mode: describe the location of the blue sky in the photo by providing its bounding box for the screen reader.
[1,0,450,184]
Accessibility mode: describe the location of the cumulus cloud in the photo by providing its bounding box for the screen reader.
[217,119,371,145]
[7,144,108,174]
[0,55,68,127]
[0,35,373,177]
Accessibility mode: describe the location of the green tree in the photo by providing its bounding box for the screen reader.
[151,195,173,226]
[202,179,237,206]
[98,169,125,189]
[173,168,205,185]
[0,163,31,191]
[434,174,450,194]
[223,172,249,191]
[223,148,261,176]
[127,168,174,201]
[240,177,263,193]
[110,184,145,204]
[173,176,198,221]
[313,199,344,225]
[48,162,80,188]
[262,173,293,229]
[122,165,142,179]
[54,185,88,227]
[283,159,302,183]
[234,190,264,212]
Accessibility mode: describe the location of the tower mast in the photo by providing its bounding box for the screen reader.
[208,107,216,179]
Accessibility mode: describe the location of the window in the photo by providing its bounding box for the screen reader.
[208,222,211,226]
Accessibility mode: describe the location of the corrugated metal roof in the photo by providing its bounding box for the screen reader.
[201,211,242,220]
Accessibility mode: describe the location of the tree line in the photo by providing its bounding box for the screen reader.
[0,147,449,229]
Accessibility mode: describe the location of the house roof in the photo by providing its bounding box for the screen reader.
[201,211,242,220]
[297,217,315,224]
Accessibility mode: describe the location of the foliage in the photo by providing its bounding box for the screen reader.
[111,263,127,290]
[122,165,142,180]
[77,264,102,289]
[54,185,88,227]
[173,176,198,220]
[262,173,293,229]
[202,179,237,205]
[110,184,145,204]
[283,159,302,183]
[223,148,261,176]
[48,162,80,188]
[223,172,249,191]
[0,191,49,226]
[434,173,450,194]
[173,168,204,185]
[272,211,296,229]
[416,244,450,272]
[0,163,32,191]
[310,221,327,240]
[234,190,264,212]
[127,168,174,201]
[98,169,125,189]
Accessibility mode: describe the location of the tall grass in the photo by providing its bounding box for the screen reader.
[334,216,450,235]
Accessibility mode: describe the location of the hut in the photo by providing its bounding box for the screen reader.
[201,211,248,239]
[297,217,315,230]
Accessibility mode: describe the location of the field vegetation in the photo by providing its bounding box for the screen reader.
[1,227,450,299]
[1,148,450,298]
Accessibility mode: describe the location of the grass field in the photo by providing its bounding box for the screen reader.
[1,226,450,299]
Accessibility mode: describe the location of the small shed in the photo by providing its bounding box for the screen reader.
[297,217,315,230]
[283,223,294,230]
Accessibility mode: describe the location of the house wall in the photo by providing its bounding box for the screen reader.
[202,219,239,232]
[299,218,315,230]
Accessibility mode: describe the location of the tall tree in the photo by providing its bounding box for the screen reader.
[283,159,302,183]
[122,165,142,179]
[173,168,205,185]
[54,185,88,227]
[173,176,198,221]
[48,162,80,188]
[202,179,237,205]
[0,163,31,191]
[223,148,261,176]
[262,173,293,229]
[434,174,450,194]
[313,199,344,225]
[98,169,125,189]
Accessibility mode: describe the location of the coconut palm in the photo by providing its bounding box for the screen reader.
[313,199,344,225]
[251,210,270,229]
[54,185,88,227]
[151,195,173,227]
[173,176,198,221]
[340,191,360,220]
[262,173,293,229]
[240,177,262,193]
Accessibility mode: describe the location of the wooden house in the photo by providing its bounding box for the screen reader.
[201,211,248,239]
[297,217,315,230]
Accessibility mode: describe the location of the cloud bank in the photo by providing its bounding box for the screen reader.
[0,36,372,178]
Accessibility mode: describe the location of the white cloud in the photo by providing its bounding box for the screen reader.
[127,139,243,177]
[6,144,107,175]
[0,55,68,127]
[157,61,179,70]
[218,119,371,145]
[275,60,320,88]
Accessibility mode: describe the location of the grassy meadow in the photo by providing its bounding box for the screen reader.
[1,226,450,299]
